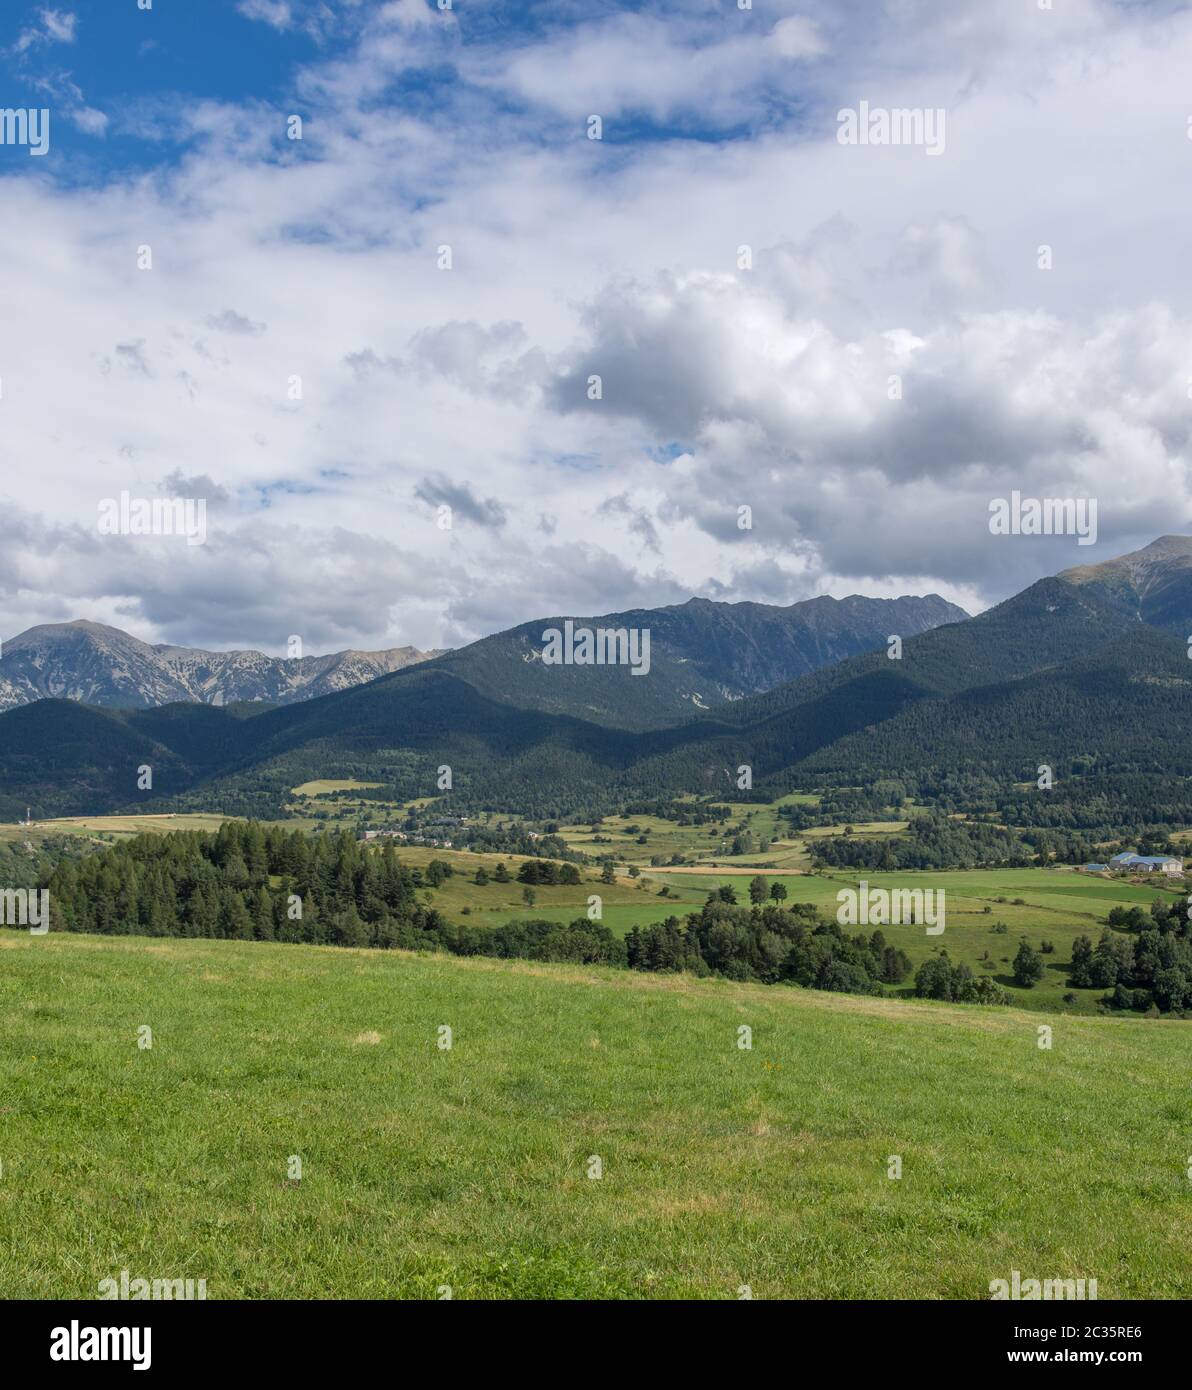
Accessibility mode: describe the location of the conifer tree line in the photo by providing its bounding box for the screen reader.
[42,824,425,948]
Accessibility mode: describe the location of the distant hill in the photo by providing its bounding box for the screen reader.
[0,620,444,712]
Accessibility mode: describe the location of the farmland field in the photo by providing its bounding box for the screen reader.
[660,866,1188,1014]
[2,933,1190,1300]
[0,814,232,847]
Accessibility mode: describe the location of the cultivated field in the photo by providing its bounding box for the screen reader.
[1,933,1190,1299]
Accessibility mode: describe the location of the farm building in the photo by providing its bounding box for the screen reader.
[1108,852,1185,876]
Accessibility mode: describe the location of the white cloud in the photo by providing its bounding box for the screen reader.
[2,0,1192,652]
[236,0,294,31]
[769,16,827,60]
[13,7,77,54]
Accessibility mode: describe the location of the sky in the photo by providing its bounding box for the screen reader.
[1,0,1191,655]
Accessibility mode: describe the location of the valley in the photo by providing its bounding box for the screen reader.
[11,786,1188,1016]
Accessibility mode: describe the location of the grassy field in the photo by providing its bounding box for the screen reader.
[558,799,817,870]
[290,780,384,797]
[416,858,1182,1013]
[660,866,1187,1015]
[0,814,232,848]
[380,846,713,932]
[1,933,1190,1299]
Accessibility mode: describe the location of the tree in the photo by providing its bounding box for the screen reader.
[958,976,1010,1005]
[1068,934,1094,988]
[1012,940,1044,988]
[474,867,489,886]
[493,862,510,883]
[600,860,616,885]
[1090,930,1134,989]
[223,894,254,941]
[330,904,368,948]
[425,859,453,887]
[748,875,768,905]
[769,881,788,903]
[914,953,968,1001]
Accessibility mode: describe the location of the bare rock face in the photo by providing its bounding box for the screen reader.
[0,620,445,712]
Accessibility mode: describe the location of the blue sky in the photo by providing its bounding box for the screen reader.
[1,0,1191,653]
[0,2,323,174]
[0,0,814,181]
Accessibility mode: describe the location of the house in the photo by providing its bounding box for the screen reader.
[1109,852,1184,877]
[1082,863,1110,873]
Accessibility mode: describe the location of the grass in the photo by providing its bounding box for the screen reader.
[661,867,1187,1014]
[0,814,232,847]
[421,858,1184,1013]
[1,933,1190,1299]
[557,801,814,869]
[290,780,384,797]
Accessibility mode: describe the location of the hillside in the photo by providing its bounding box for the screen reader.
[1061,534,1192,635]
[0,620,443,712]
[0,933,1186,1298]
[416,592,967,730]
[797,625,1192,782]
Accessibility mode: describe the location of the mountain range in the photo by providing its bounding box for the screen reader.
[0,592,964,725]
[0,621,445,712]
[1,537,1190,825]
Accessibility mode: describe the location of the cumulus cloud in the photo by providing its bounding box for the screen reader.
[2,0,1192,655]
[236,0,293,31]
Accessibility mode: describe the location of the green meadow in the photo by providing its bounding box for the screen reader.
[558,797,818,870]
[660,866,1187,1015]
[416,856,1180,1014]
[2,933,1190,1299]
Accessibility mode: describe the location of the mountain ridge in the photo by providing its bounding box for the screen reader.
[0,592,968,727]
[0,620,446,712]
[2,537,1190,822]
